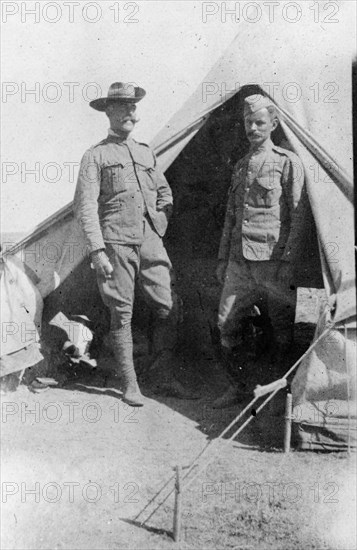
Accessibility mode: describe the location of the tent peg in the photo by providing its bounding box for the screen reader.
[173,465,183,542]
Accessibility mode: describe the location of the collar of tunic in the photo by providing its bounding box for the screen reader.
[107,128,132,143]
[248,138,274,156]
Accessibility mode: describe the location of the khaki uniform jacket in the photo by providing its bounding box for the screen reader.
[218,139,306,263]
[74,134,173,252]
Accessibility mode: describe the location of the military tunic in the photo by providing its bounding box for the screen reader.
[74,133,173,252]
[74,132,177,329]
[218,139,306,347]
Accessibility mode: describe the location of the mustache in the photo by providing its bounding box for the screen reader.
[122,115,139,123]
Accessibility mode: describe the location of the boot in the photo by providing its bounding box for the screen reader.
[110,326,144,407]
[148,314,200,400]
[212,346,247,408]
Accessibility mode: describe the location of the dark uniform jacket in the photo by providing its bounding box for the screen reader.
[218,139,306,263]
[74,133,173,252]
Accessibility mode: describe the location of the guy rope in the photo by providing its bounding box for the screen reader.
[134,323,335,539]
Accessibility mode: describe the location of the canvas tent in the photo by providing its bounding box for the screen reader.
[1,3,355,449]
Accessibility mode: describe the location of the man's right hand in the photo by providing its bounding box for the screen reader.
[216,261,228,285]
[90,249,114,279]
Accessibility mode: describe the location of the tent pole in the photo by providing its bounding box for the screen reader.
[344,323,351,454]
[284,392,293,453]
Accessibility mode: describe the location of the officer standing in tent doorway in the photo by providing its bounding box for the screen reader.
[74,82,194,407]
[214,94,306,408]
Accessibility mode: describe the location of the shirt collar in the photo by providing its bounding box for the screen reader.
[108,128,131,142]
[249,138,274,155]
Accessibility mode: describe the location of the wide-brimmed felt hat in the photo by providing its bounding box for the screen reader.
[90,82,146,111]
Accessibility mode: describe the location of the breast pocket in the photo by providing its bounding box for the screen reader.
[255,176,282,207]
[134,162,157,191]
[102,163,136,194]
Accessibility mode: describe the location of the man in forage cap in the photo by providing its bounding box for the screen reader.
[213,93,306,408]
[74,82,197,406]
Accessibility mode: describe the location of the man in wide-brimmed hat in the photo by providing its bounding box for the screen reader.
[214,94,306,408]
[74,82,194,406]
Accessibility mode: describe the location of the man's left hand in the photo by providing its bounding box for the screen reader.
[277,262,294,287]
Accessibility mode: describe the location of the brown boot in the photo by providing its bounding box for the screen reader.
[110,326,144,407]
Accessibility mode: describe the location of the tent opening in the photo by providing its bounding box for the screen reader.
[163,85,323,359]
